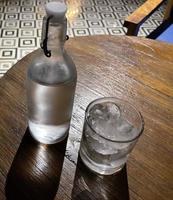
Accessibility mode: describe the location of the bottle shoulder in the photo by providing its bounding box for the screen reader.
[27,51,77,85]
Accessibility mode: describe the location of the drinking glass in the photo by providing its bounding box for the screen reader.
[79,97,144,175]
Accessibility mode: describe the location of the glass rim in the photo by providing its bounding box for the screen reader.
[85,97,144,143]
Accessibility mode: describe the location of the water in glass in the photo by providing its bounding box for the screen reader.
[80,101,140,175]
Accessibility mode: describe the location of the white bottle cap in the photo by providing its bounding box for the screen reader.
[45,2,67,22]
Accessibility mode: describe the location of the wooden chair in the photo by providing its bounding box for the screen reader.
[124,0,173,43]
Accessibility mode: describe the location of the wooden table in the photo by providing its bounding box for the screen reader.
[0,36,173,200]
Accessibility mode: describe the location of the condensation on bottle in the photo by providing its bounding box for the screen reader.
[26,2,77,144]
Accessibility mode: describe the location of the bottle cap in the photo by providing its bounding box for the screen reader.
[45,2,67,22]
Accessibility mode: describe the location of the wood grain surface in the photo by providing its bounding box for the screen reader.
[124,0,165,35]
[0,35,173,200]
[164,0,173,20]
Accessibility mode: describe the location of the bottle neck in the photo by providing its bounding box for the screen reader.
[42,18,67,57]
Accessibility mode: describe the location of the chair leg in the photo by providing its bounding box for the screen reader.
[124,22,140,36]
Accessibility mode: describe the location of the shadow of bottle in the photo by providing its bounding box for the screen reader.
[71,156,129,200]
[5,128,67,200]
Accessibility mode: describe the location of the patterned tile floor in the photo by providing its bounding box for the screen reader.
[0,0,164,77]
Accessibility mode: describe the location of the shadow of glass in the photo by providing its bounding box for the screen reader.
[5,128,67,200]
[71,156,129,200]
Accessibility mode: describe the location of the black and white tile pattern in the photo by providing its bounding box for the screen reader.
[0,0,164,77]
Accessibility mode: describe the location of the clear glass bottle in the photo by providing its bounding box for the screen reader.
[26,2,77,144]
